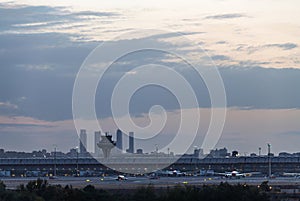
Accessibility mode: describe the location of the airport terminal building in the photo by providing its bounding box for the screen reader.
[1,155,300,177]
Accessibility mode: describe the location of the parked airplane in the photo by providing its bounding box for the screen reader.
[199,169,215,176]
[283,172,300,177]
[216,170,260,178]
[172,170,186,176]
[49,176,59,179]
[116,175,127,181]
[152,170,186,177]
[148,173,160,179]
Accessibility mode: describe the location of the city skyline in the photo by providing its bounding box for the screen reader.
[0,0,300,154]
[0,128,289,157]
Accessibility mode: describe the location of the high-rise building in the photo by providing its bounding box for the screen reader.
[94,131,101,156]
[127,131,134,154]
[79,129,87,154]
[116,129,123,151]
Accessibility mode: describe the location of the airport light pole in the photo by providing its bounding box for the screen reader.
[76,146,79,177]
[267,143,271,178]
[194,146,198,171]
[155,144,158,171]
[53,144,57,177]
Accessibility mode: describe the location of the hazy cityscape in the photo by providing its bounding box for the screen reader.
[2,128,300,159]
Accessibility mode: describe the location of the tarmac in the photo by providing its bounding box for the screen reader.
[2,176,300,190]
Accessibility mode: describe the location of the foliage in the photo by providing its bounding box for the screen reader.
[0,180,6,192]
[132,184,156,201]
[259,181,272,192]
[0,179,270,201]
[160,183,269,201]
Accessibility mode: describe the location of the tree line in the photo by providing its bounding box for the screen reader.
[0,179,269,201]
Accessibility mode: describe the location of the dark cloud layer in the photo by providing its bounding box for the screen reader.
[0,32,97,120]
[1,29,300,122]
[220,67,300,109]
[0,3,118,32]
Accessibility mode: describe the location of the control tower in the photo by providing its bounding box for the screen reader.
[97,133,116,158]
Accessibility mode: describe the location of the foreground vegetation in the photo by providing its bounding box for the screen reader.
[0,179,269,201]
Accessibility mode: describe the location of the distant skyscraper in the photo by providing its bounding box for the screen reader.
[79,129,87,154]
[127,132,134,154]
[116,129,123,151]
[94,131,101,155]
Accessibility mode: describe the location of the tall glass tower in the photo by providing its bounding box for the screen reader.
[79,129,87,154]
[116,129,123,151]
[128,132,134,154]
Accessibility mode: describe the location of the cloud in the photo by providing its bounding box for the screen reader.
[216,41,227,44]
[17,64,54,71]
[0,115,75,132]
[211,55,230,61]
[0,5,299,122]
[0,3,120,37]
[220,67,300,109]
[237,43,298,54]
[0,123,53,128]
[73,11,118,17]
[204,13,247,20]
[0,101,18,109]
[1,27,300,122]
[265,43,298,50]
[19,96,27,101]
[237,60,271,66]
[0,4,63,31]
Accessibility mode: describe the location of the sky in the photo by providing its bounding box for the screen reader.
[0,0,300,155]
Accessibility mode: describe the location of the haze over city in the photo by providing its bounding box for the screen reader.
[0,0,300,155]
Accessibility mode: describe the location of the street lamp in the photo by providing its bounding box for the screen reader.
[76,146,79,177]
[155,144,158,171]
[267,143,272,178]
[53,144,57,177]
[194,146,198,171]
[155,144,158,153]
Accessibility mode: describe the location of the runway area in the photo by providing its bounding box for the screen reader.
[2,176,300,189]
